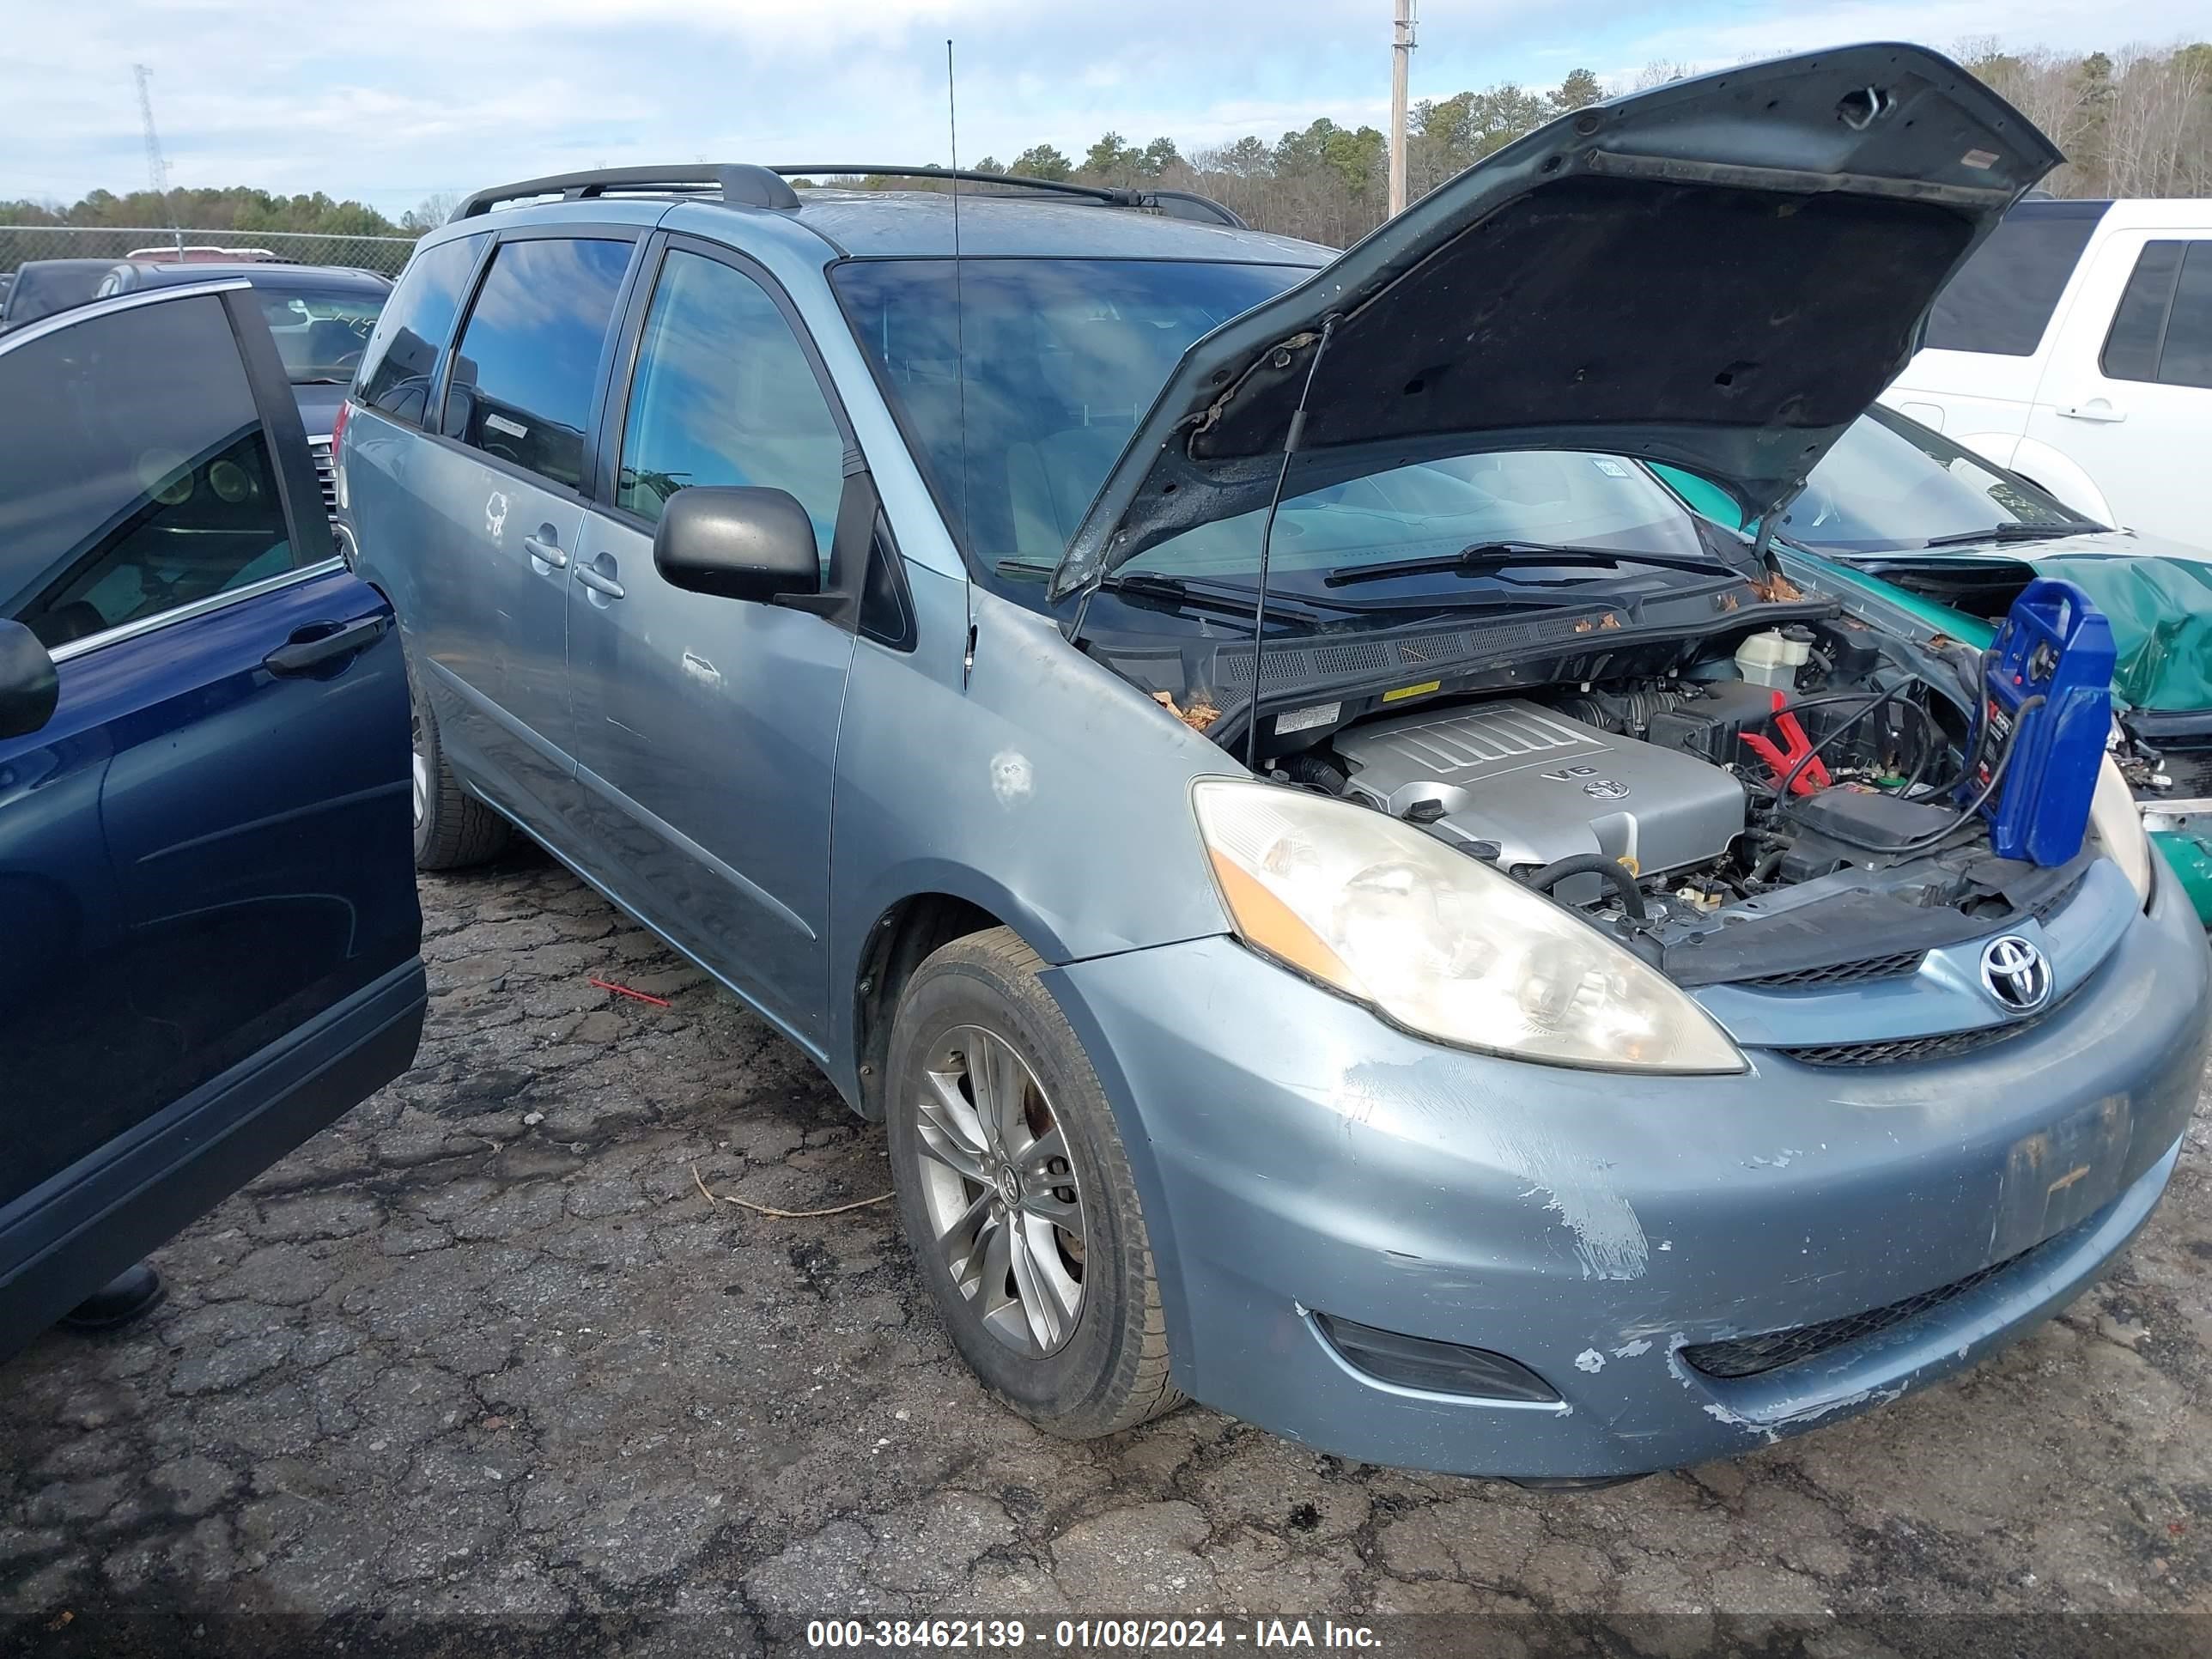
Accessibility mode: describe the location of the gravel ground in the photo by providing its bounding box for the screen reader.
[3,848,2210,1655]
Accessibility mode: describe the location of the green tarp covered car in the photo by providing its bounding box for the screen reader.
[1656,408,2212,921]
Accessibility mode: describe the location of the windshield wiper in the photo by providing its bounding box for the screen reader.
[1919,521,2100,548]
[290,376,349,386]
[1322,541,1735,587]
[997,560,1336,621]
[1102,571,1339,628]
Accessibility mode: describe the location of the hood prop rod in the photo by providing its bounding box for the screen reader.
[1747,478,1807,575]
[1243,316,1340,775]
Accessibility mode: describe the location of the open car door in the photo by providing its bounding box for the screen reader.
[0,280,425,1355]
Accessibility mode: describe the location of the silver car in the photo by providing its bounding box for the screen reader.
[340,46,2210,1484]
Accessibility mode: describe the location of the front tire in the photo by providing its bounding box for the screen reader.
[408,657,511,871]
[886,928,1183,1438]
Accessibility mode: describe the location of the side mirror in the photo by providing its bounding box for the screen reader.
[0,619,60,740]
[653,486,823,606]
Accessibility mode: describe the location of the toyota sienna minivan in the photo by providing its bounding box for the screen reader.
[339,46,2211,1483]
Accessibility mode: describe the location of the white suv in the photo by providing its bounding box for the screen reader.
[1882,198,2211,550]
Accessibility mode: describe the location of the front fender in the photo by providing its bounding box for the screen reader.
[823,568,1237,1098]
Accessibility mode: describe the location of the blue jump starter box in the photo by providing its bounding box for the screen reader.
[1974,577,2115,866]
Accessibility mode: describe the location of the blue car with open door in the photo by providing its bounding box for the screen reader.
[0,278,424,1355]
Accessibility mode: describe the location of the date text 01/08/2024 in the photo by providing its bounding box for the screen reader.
[804,1620,1384,1650]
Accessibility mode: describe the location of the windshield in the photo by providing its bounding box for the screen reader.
[835,256,1712,599]
[254,288,386,383]
[835,257,1312,574]
[1126,452,1712,592]
[1778,408,2089,553]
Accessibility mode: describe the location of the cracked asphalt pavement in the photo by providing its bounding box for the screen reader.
[4,847,2211,1654]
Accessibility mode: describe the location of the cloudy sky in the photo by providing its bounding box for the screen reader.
[3,0,2203,217]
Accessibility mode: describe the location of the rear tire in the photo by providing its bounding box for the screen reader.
[409,657,511,871]
[886,927,1183,1438]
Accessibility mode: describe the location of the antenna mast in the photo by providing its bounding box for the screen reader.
[948,39,976,683]
[133,64,179,249]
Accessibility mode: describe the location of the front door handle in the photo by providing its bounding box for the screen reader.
[524,529,568,570]
[264,615,387,676]
[2056,398,2126,422]
[574,560,625,601]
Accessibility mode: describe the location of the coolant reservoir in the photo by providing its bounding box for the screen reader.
[1735,628,1811,690]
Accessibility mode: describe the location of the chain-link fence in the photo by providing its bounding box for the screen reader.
[0,225,418,278]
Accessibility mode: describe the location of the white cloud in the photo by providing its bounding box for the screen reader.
[0,0,2199,214]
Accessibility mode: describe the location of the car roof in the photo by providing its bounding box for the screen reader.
[2008,197,2212,229]
[782,189,1328,263]
[426,186,1329,267]
[122,260,392,289]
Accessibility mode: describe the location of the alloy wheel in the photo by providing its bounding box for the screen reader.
[908,1024,1087,1357]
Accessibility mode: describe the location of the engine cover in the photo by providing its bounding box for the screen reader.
[1334,699,1745,896]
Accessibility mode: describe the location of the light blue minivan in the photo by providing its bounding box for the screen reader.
[340,46,2210,1484]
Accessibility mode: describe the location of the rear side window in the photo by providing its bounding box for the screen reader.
[2101,241,2185,380]
[356,233,486,424]
[2165,244,2212,388]
[1923,209,2102,356]
[444,237,632,491]
[2100,240,2212,389]
[0,295,299,650]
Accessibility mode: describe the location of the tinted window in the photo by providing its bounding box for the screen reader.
[0,295,299,649]
[356,233,485,423]
[2160,241,2212,390]
[2100,240,2184,381]
[446,237,631,491]
[0,261,111,329]
[1923,209,2102,356]
[617,249,845,557]
[256,285,386,384]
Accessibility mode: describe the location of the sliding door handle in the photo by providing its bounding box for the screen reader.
[574,563,624,600]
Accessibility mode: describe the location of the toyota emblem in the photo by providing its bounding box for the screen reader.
[1978,934,2052,1014]
[1581,778,1630,800]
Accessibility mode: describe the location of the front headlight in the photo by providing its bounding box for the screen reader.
[2089,756,2154,908]
[1192,778,1746,1073]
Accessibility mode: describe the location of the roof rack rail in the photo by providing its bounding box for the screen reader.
[451,164,801,222]
[771,166,1247,229]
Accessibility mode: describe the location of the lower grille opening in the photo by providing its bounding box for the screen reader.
[1777,1018,2046,1066]
[1680,1249,2033,1380]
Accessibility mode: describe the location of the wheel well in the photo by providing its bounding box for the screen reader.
[853,894,1003,1120]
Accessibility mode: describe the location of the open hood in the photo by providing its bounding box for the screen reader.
[1048,45,2058,602]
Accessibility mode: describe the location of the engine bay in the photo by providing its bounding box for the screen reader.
[1180,608,2108,988]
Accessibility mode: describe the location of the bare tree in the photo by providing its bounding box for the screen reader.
[2101,43,2212,197]
[399,190,461,233]
[1626,60,1696,92]
[1957,38,2211,198]
[997,39,2212,249]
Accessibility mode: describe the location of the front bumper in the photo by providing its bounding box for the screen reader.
[1046,865,2210,1479]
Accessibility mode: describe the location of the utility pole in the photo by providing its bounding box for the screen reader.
[133,64,180,250]
[1388,1,1417,218]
